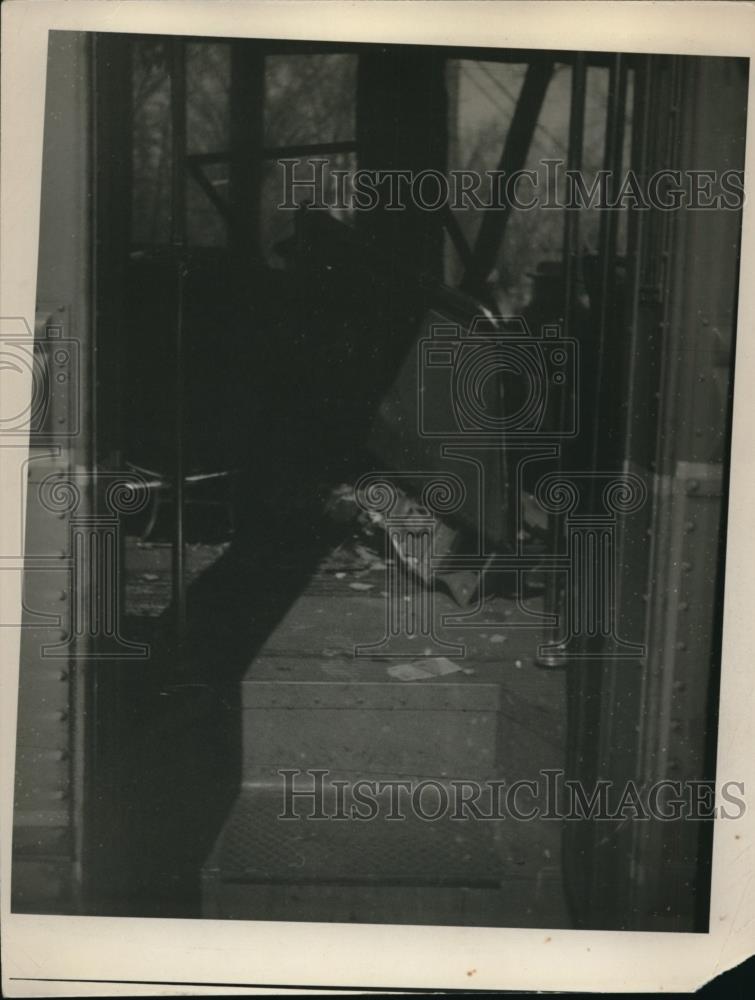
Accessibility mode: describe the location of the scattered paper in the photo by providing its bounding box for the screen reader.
[349,582,374,591]
[387,656,464,681]
[424,657,464,676]
[387,662,435,681]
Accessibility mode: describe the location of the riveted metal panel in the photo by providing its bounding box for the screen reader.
[563,54,745,932]
[12,29,94,915]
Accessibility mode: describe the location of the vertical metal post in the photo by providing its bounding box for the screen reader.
[170,39,187,249]
[173,261,187,642]
[590,54,628,474]
[578,51,628,914]
[563,55,587,335]
[170,38,188,644]
[230,40,264,267]
[621,57,652,467]
[538,54,587,668]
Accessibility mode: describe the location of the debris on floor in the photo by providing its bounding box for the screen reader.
[324,482,359,523]
[124,538,229,617]
[323,479,482,609]
[436,569,480,608]
[387,656,464,682]
[317,497,387,579]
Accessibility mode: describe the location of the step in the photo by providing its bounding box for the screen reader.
[235,590,559,783]
[201,785,566,925]
[240,657,502,781]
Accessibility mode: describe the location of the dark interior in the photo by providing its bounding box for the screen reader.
[12,34,746,933]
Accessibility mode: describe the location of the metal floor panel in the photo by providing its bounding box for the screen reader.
[205,788,509,889]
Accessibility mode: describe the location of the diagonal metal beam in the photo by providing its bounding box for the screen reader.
[461,60,554,297]
[442,204,475,272]
[186,159,234,225]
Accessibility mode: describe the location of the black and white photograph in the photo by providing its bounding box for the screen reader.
[2,1,754,993]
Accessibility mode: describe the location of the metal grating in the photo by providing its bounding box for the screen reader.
[207,788,506,888]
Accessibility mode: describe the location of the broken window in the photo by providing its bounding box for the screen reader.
[186,41,231,247]
[131,38,232,248]
[131,39,172,245]
[260,52,358,265]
